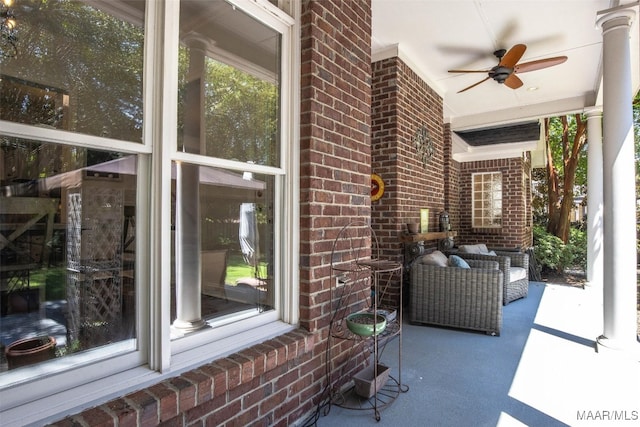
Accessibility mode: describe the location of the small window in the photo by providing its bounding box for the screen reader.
[472,172,502,228]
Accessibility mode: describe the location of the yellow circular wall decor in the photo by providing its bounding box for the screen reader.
[371,173,385,201]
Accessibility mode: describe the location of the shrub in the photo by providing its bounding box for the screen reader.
[533,225,586,273]
[533,226,563,272]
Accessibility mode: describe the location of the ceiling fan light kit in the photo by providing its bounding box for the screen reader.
[449,44,567,93]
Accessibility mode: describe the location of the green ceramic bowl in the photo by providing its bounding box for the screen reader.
[346,312,387,337]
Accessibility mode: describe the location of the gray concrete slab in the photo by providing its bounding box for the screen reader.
[311,282,640,427]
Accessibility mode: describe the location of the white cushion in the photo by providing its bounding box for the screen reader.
[420,250,448,267]
[458,244,489,254]
[510,267,527,282]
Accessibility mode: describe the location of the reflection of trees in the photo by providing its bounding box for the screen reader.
[178,54,278,166]
[2,0,144,141]
[2,1,278,177]
[0,77,66,128]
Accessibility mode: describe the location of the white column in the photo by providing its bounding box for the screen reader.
[172,38,207,333]
[585,109,603,286]
[596,9,638,353]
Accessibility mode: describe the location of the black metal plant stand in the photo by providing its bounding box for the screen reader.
[325,221,408,422]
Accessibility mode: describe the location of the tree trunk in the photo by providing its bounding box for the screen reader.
[546,115,587,243]
[545,118,561,235]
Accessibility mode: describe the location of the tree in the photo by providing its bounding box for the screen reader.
[543,114,588,243]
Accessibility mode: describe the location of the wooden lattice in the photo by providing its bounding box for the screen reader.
[66,187,123,348]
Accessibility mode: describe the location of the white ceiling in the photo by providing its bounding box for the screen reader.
[371,0,640,132]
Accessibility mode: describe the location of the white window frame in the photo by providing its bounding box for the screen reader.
[472,171,502,228]
[0,0,299,424]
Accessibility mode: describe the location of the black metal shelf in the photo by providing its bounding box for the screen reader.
[326,221,408,422]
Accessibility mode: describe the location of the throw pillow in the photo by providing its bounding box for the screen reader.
[448,255,471,269]
[420,250,448,267]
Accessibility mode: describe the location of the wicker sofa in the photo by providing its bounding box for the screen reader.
[453,244,529,305]
[409,251,504,336]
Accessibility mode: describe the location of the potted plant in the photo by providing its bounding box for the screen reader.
[5,336,56,370]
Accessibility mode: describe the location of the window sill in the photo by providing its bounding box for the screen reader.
[1,322,310,426]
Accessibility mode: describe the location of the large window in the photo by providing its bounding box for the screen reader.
[0,0,296,422]
[1,0,144,384]
[170,1,282,337]
[472,172,503,228]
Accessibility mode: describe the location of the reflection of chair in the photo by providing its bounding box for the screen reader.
[201,250,228,299]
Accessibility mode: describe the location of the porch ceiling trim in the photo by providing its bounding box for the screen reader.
[452,133,540,163]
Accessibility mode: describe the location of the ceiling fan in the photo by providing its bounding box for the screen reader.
[448,44,567,93]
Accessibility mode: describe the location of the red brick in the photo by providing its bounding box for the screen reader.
[77,407,114,427]
[105,398,138,427]
[259,389,288,416]
[182,369,213,404]
[147,383,178,422]
[167,376,197,413]
[125,390,159,427]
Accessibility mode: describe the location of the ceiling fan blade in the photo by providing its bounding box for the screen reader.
[504,74,523,89]
[515,56,568,73]
[457,77,491,93]
[499,44,526,68]
[448,69,490,73]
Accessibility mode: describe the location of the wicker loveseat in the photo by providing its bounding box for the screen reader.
[409,251,504,336]
[453,244,529,305]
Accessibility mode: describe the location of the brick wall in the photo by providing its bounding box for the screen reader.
[53,331,316,426]
[456,156,533,250]
[370,55,532,265]
[53,1,374,426]
[370,57,447,307]
[298,0,373,409]
[371,58,445,256]
[299,0,372,330]
[371,56,446,293]
[443,123,461,231]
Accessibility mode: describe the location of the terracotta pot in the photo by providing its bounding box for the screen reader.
[6,336,56,370]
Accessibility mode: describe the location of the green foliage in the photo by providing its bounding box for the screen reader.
[29,267,67,300]
[176,51,278,166]
[533,225,586,273]
[533,226,563,271]
[225,253,267,285]
[2,0,145,140]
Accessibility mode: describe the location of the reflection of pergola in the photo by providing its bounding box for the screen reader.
[2,155,265,195]
[0,155,264,295]
[0,198,58,291]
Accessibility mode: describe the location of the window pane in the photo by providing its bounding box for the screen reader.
[177,0,281,166]
[170,163,275,331]
[0,1,145,142]
[1,138,137,374]
[493,175,502,192]
[472,172,503,228]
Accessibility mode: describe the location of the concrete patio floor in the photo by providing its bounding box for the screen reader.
[315,281,640,427]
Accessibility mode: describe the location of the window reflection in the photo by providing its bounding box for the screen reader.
[1,139,137,372]
[170,164,274,331]
[171,0,281,337]
[0,0,145,142]
[177,0,280,166]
